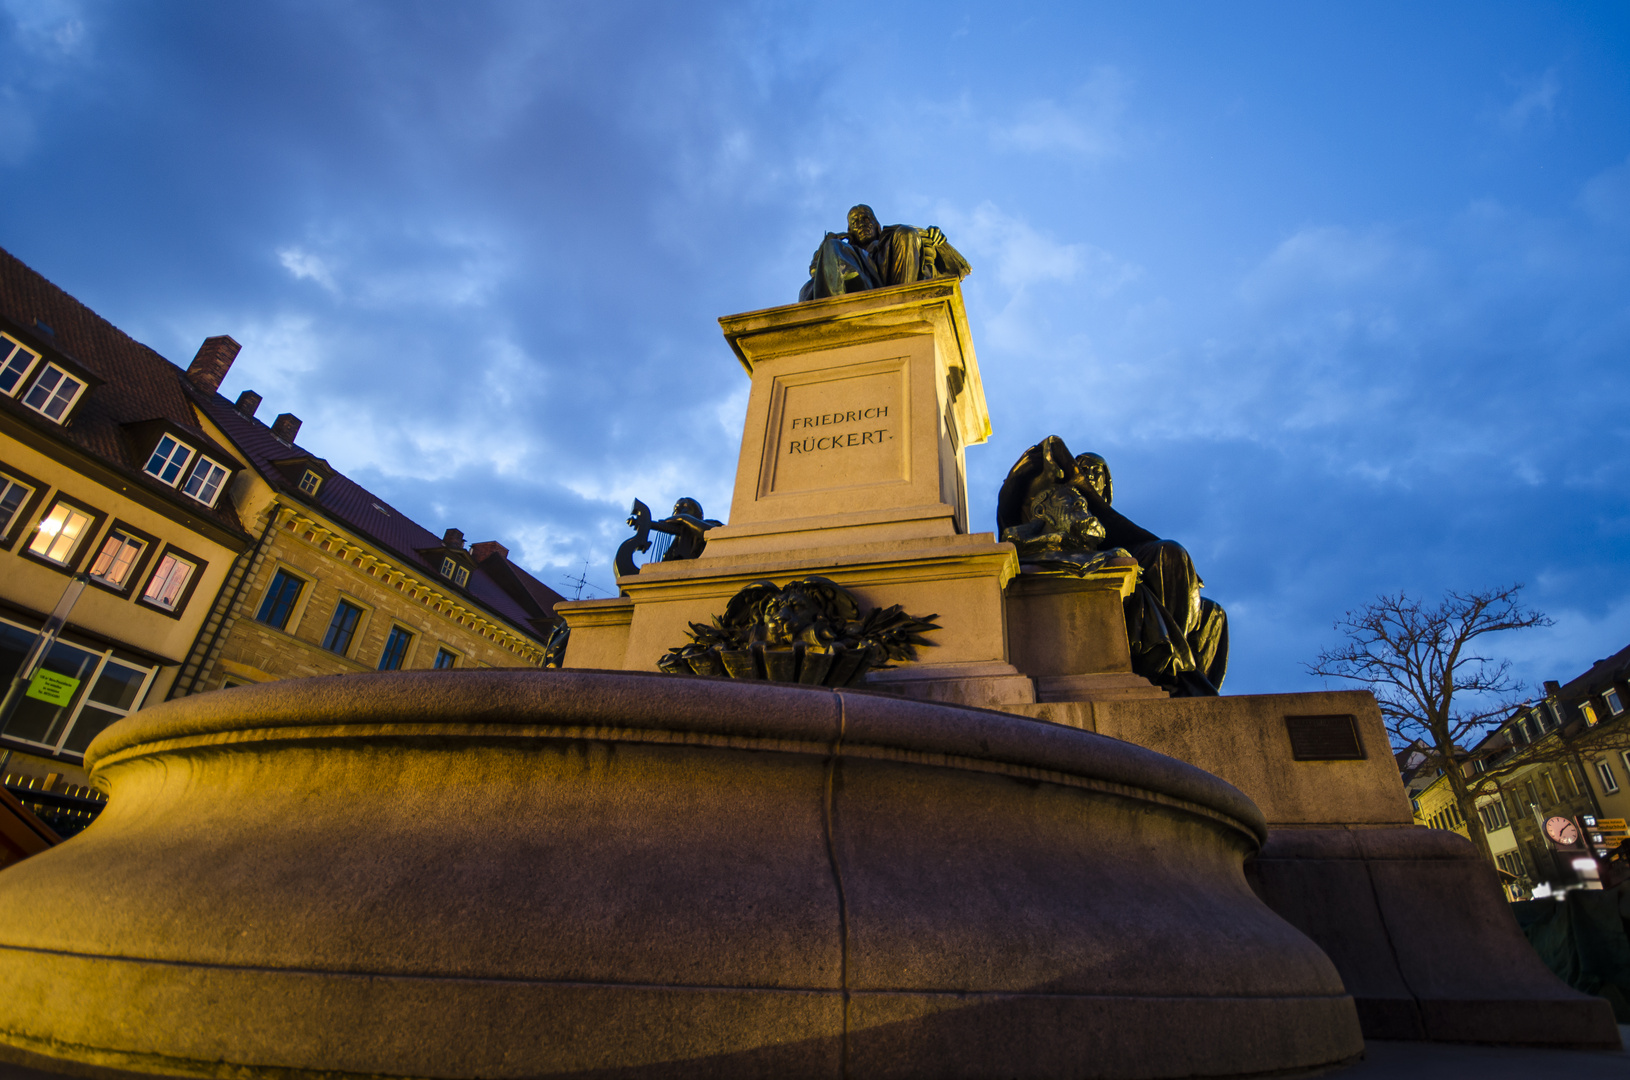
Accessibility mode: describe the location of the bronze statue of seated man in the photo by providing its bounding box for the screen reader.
[998,436,1228,696]
[799,204,971,302]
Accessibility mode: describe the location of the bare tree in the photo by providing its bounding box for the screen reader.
[1308,585,1551,863]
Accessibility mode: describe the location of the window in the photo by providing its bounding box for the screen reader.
[140,553,196,611]
[1524,780,1541,807]
[143,435,193,486]
[378,625,413,671]
[26,503,92,565]
[439,557,470,587]
[21,364,86,422]
[1479,801,1510,832]
[1540,773,1557,807]
[1563,762,1583,797]
[256,569,305,630]
[1521,718,1538,743]
[1607,690,1624,716]
[0,616,156,759]
[181,456,229,507]
[433,647,457,669]
[1537,707,1557,732]
[89,529,146,589]
[1581,701,1599,726]
[0,473,34,540]
[1597,760,1619,794]
[0,334,41,394]
[1510,723,1529,746]
[298,470,322,496]
[1622,751,1630,781]
[1497,852,1525,879]
[322,601,363,655]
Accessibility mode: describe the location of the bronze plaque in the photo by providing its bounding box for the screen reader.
[1285,714,1365,761]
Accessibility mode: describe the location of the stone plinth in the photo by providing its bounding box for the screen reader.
[1008,688,1622,1048]
[1004,563,1167,702]
[558,282,1031,707]
[0,670,1365,1079]
[709,278,988,556]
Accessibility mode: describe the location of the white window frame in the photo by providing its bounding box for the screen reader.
[1621,751,1630,781]
[141,552,196,611]
[1607,689,1624,716]
[20,363,86,423]
[0,472,35,541]
[0,333,42,395]
[143,435,194,487]
[88,528,147,590]
[181,455,229,507]
[1597,760,1620,794]
[27,502,93,565]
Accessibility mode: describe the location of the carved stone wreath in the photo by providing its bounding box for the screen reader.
[657,576,939,686]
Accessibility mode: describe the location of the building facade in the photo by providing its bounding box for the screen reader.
[0,247,251,781]
[168,378,564,697]
[0,244,565,806]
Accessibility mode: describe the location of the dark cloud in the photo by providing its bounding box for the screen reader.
[2,0,1627,693]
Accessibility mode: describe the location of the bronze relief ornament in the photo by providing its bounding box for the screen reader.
[659,576,939,686]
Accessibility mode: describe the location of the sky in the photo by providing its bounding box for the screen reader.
[1,1,1627,699]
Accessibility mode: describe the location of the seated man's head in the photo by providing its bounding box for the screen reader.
[672,497,704,520]
[847,205,882,245]
[1074,453,1113,504]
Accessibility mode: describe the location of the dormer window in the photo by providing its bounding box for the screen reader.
[182,456,229,507]
[439,557,470,587]
[21,364,86,422]
[144,435,194,486]
[299,469,322,496]
[0,334,42,394]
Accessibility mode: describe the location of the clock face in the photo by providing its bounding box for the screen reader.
[1545,816,1580,846]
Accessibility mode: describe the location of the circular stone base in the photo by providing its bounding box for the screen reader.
[0,670,1361,1078]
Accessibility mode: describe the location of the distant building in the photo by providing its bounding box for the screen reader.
[1404,643,1630,898]
[0,246,253,776]
[171,385,563,696]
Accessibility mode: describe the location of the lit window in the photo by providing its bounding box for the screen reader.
[1597,761,1620,794]
[1581,701,1599,726]
[0,474,34,540]
[89,529,146,589]
[378,626,413,671]
[1607,690,1623,716]
[143,435,194,486]
[256,569,304,630]
[27,503,92,565]
[0,334,41,394]
[181,457,229,506]
[433,647,457,669]
[141,553,196,611]
[21,364,86,422]
[322,600,363,655]
[298,470,322,495]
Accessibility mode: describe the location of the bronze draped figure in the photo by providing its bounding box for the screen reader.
[997,436,1229,696]
[799,204,971,302]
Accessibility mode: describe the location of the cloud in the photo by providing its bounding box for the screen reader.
[1579,155,1630,229]
[277,247,338,293]
[995,67,1129,159]
[1497,69,1559,133]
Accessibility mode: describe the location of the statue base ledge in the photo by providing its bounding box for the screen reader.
[865,661,1037,709]
[1035,672,1168,702]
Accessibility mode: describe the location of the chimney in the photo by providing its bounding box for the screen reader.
[186,335,241,394]
[442,528,465,551]
[235,390,262,418]
[1543,680,1562,697]
[471,540,509,563]
[271,412,301,444]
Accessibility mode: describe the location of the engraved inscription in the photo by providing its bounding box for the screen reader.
[766,365,904,496]
[1285,714,1365,761]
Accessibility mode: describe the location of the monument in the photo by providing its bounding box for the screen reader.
[0,205,1616,1079]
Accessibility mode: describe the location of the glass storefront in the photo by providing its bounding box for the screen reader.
[0,616,157,759]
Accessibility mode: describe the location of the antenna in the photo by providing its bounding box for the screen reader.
[563,559,597,601]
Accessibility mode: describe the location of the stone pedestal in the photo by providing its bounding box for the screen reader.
[1004,564,1166,702]
[556,281,1031,706]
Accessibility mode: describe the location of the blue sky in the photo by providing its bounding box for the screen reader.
[2,1,1627,696]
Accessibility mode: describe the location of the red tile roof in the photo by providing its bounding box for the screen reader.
[0,245,246,537]
[190,387,563,642]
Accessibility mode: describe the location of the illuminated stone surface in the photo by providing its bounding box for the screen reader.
[0,670,1363,1078]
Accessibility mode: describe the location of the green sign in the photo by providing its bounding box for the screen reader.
[25,669,80,706]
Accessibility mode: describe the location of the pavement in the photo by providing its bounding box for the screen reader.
[1,1032,1628,1079]
[1333,1027,1630,1078]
